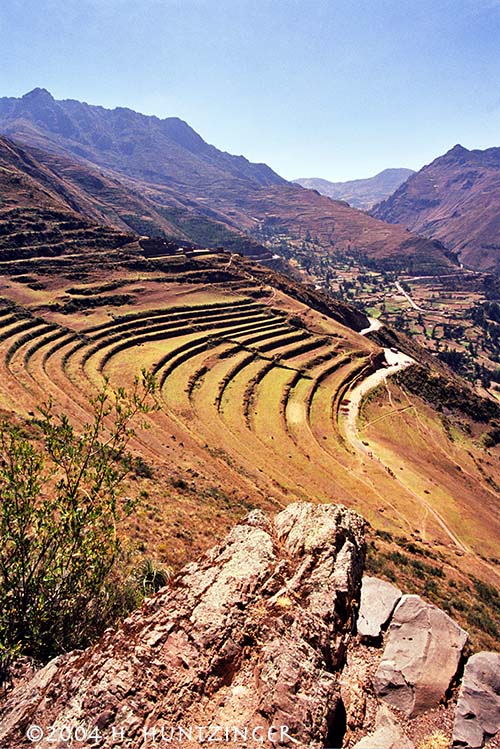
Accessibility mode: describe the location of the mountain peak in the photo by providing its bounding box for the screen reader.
[372,142,500,271]
[448,144,469,156]
[22,88,54,102]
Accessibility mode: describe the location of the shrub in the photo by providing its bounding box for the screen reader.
[473,578,500,604]
[387,550,409,566]
[288,314,305,328]
[421,731,449,749]
[129,558,172,596]
[375,529,393,542]
[0,371,159,682]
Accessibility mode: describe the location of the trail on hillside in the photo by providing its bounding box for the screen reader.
[359,316,383,335]
[395,280,425,312]
[341,346,470,553]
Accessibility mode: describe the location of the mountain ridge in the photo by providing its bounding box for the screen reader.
[0,90,456,274]
[293,167,415,210]
[372,144,500,272]
[0,88,285,191]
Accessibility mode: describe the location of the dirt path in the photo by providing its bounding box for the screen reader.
[395,281,425,312]
[359,316,383,335]
[343,348,414,457]
[341,347,470,553]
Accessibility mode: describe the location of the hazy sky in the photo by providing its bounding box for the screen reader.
[1,0,499,181]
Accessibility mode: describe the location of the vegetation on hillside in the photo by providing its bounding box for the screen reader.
[259,231,500,391]
[0,189,498,688]
[0,372,159,686]
[367,529,500,652]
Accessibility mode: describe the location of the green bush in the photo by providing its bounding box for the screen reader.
[0,371,159,684]
[129,558,172,596]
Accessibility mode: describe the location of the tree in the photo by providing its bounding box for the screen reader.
[0,370,159,681]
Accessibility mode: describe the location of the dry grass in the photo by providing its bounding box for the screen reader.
[0,254,497,652]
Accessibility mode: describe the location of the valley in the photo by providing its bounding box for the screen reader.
[294,167,415,210]
[0,92,455,272]
[262,230,500,396]
[0,226,498,651]
[2,0,500,741]
[0,92,499,659]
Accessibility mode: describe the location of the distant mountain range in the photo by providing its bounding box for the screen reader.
[372,144,500,272]
[0,89,456,273]
[293,168,415,210]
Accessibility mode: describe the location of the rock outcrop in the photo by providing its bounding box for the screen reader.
[373,595,468,717]
[452,651,500,748]
[1,505,499,749]
[356,576,402,642]
[0,503,366,749]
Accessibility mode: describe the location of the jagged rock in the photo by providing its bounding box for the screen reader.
[452,651,500,748]
[0,503,366,749]
[353,704,414,749]
[357,576,402,641]
[373,594,468,717]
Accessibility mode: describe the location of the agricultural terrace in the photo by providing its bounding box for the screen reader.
[0,248,499,595]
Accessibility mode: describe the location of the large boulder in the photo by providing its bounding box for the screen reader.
[357,576,402,641]
[452,651,500,748]
[373,594,468,716]
[353,704,414,749]
[0,503,366,749]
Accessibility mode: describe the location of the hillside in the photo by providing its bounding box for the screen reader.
[0,134,272,259]
[294,168,415,210]
[243,183,456,274]
[0,95,499,666]
[0,135,139,261]
[0,90,456,274]
[372,144,500,272]
[0,183,498,650]
[0,133,114,222]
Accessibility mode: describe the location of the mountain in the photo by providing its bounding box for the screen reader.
[0,133,168,232]
[0,99,499,730]
[227,181,456,273]
[372,144,500,272]
[0,132,272,259]
[0,90,456,274]
[0,89,284,191]
[293,168,415,210]
[0,134,140,262]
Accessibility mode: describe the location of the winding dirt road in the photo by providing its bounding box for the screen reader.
[359,316,384,335]
[343,348,414,457]
[340,345,470,553]
[395,281,425,312]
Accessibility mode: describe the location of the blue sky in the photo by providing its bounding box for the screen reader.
[1,0,499,181]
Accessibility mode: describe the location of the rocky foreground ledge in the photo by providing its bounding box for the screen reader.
[0,503,499,749]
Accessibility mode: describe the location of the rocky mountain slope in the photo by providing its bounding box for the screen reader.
[1,504,498,749]
[0,90,455,273]
[294,168,415,210]
[0,94,499,749]
[372,144,500,272]
[0,162,499,636]
[0,134,270,258]
[0,135,138,262]
[0,88,285,193]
